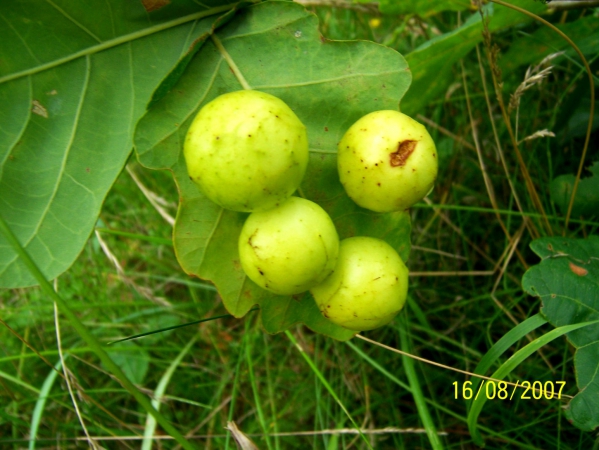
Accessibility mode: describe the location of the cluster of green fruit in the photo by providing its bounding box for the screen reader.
[184,90,437,332]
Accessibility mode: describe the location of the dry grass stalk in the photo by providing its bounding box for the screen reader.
[94,230,171,306]
[477,1,553,235]
[355,334,573,399]
[518,129,556,144]
[508,52,563,114]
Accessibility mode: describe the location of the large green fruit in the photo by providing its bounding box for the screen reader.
[311,236,408,331]
[184,90,309,212]
[238,197,339,295]
[338,110,437,212]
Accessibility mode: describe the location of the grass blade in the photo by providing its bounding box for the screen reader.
[398,312,445,450]
[0,214,196,450]
[467,313,548,412]
[467,319,599,445]
[28,360,62,450]
[142,334,199,450]
[285,330,373,450]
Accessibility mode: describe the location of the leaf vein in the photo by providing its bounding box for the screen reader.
[44,0,103,43]
[254,70,407,89]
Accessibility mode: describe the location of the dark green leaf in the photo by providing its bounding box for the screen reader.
[522,236,599,431]
[550,161,599,218]
[500,15,599,73]
[134,0,412,340]
[105,341,150,385]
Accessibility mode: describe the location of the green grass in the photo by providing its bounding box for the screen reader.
[2,2,598,449]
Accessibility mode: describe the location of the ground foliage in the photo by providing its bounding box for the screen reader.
[1,0,598,448]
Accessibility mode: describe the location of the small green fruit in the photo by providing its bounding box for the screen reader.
[338,110,437,212]
[311,236,408,331]
[238,197,339,296]
[184,90,309,212]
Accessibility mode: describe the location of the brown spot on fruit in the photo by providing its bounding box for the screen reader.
[390,140,417,167]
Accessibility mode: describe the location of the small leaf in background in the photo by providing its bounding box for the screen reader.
[105,340,150,386]
[499,14,599,74]
[0,1,239,288]
[376,0,472,16]
[550,161,599,218]
[522,236,599,431]
[134,0,412,340]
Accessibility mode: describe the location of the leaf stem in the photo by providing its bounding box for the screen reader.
[211,33,252,90]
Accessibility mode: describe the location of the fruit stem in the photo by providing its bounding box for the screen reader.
[211,34,252,90]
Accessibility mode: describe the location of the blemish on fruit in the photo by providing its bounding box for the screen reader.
[389,140,417,167]
[324,127,329,131]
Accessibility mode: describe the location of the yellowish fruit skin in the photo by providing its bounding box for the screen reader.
[311,237,408,331]
[338,110,437,212]
[238,197,339,296]
[184,90,309,212]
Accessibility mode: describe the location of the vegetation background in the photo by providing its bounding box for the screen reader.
[1,0,598,448]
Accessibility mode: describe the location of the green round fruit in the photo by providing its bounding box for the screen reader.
[184,90,309,212]
[311,236,408,331]
[238,197,339,296]
[338,110,437,212]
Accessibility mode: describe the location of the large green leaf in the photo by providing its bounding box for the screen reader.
[134,0,412,340]
[402,0,546,115]
[0,0,240,288]
[522,236,599,431]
